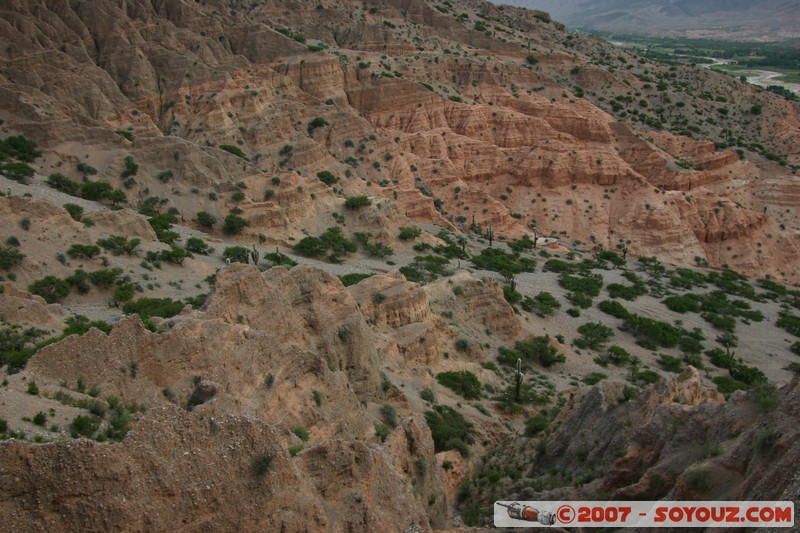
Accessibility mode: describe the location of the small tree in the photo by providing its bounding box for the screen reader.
[67,244,101,259]
[716,332,738,368]
[0,246,24,269]
[307,116,329,135]
[196,211,216,228]
[223,214,249,234]
[317,171,337,185]
[185,237,213,255]
[344,196,371,209]
[1,162,34,183]
[28,276,71,303]
[106,189,127,205]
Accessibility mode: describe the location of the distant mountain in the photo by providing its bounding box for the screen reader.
[499,0,800,42]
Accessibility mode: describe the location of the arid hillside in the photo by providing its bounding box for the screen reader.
[1,0,799,531]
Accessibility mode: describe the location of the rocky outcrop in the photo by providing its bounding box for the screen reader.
[0,406,438,533]
[486,369,799,508]
[6,263,454,531]
[0,284,66,332]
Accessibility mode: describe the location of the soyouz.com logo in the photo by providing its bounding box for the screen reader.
[493,501,795,528]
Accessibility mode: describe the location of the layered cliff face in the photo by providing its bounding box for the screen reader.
[0,0,798,280]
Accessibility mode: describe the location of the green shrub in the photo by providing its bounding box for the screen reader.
[63,203,84,221]
[543,258,574,273]
[582,372,607,385]
[195,211,216,227]
[264,252,296,268]
[597,299,631,319]
[28,276,70,303]
[288,444,304,456]
[436,371,481,400]
[607,283,646,300]
[292,426,310,441]
[66,244,101,259]
[524,413,548,436]
[574,322,614,350]
[0,135,41,162]
[381,403,398,428]
[634,370,661,384]
[294,236,327,258]
[471,248,536,279]
[97,236,140,256]
[657,354,683,373]
[0,246,24,270]
[712,375,748,395]
[622,314,682,348]
[344,195,371,209]
[520,291,561,317]
[790,341,800,356]
[222,214,249,234]
[500,336,564,368]
[1,162,34,182]
[122,297,184,320]
[455,338,470,352]
[607,345,631,366]
[399,226,422,240]
[66,269,91,293]
[223,246,250,264]
[80,180,113,201]
[558,271,603,297]
[729,362,767,386]
[185,237,213,255]
[338,272,372,286]
[70,415,100,438]
[46,173,80,195]
[399,255,452,284]
[777,311,800,337]
[317,171,337,185]
[307,116,329,135]
[753,429,779,455]
[253,453,273,477]
[702,312,736,332]
[63,315,111,336]
[663,294,702,313]
[420,388,435,403]
[375,423,390,442]
[88,268,122,288]
[220,144,249,160]
[424,405,474,456]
